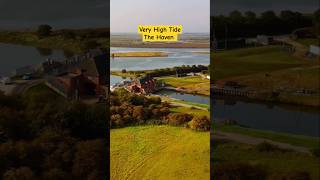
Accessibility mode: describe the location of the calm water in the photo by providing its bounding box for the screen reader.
[0,43,66,76]
[110,47,210,71]
[156,90,210,105]
[110,75,129,85]
[213,98,320,137]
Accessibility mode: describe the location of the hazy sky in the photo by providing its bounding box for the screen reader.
[0,0,109,29]
[211,0,319,15]
[111,0,210,33]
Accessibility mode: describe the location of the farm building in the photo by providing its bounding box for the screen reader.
[257,35,274,45]
[309,45,320,56]
[127,76,157,94]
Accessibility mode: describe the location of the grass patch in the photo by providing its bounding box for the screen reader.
[212,141,320,179]
[215,124,320,149]
[170,106,209,117]
[212,46,309,81]
[158,76,210,96]
[110,125,210,180]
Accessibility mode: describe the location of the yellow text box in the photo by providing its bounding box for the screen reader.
[138,25,183,42]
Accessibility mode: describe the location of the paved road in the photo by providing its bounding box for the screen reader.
[212,131,311,154]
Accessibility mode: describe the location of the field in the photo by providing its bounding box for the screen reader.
[110,126,210,180]
[111,51,168,57]
[211,46,313,81]
[212,140,320,179]
[158,76,210,96]
[296,38,320,47]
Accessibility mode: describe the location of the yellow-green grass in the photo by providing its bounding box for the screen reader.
[158,76,210,96]
[214,124,320,149]
[111,51,168,57]
[211,46,311,81]
[212,141,320,179]
[111,125,210,180]
[161,96,209,109]
[170,106,210,117]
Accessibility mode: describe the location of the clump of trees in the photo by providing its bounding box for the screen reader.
[110,88,211,131]
[37,24,52,38]
[212,10,317,39]
[0,86,108,179]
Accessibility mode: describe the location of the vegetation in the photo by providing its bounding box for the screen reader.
[110,125,210,180]
[111,51,168,57]
[0,26,109,53]
[0,84,108,179]
[212,140,320,179]
[215,124,320,149]
[158,76,210,96]
[212,10,317,39]
[112,65,209,79]
[110,88,210,130]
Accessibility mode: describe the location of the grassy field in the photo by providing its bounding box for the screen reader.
[211,46,312,81]
[158,76,210,96]
[215,124,320,149]
[170,106,210,117]
[111,51,168,57]
[110,125,210,180]
[212,140,320,179]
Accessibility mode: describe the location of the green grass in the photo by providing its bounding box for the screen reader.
[162,97,209,109]
[215,124,320,149]
[110,125,210,180]
[158,76,210,96]
[212,46,309,81]
[213,141,320,179]
[170,106,210,117]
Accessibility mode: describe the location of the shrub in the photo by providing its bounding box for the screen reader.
[311,148,320,158]
[255,141,285,152]
[188,116,211,131]
[166,113,193,126]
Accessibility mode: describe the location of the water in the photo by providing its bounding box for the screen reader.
[156,90,210,105]
[213,98,320,137]
[110,75,129,85]
[0,43,66,76]
[110,47,210,71]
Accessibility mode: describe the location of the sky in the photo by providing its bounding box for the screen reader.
[0,0,109,29]
[211,0,319,15]
[111,0,210,33]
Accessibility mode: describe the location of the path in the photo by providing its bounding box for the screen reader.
[212,131,311,154]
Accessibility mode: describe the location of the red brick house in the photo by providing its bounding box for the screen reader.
[127,76,157,94]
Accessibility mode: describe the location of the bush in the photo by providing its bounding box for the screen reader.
[188,116,210,131]
[311,148,320,158]
[255,141,285,152]
[166,113,193,126]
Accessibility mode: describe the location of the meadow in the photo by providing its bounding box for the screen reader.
[110,125,210,180]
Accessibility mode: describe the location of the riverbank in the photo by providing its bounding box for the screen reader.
[212,45,320,107]
[0,29,109,54]
[111,51,168,57]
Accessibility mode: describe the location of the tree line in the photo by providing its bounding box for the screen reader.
[212,9,320,39]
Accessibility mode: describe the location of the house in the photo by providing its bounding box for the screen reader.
[46,52,107,99]
[127,76,157,94]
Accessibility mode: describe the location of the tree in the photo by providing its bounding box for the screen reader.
[37,24,52,37]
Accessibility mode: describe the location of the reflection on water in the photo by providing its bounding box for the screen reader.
[111,47,210,71]
[0,43,66,76]
[213,98,320,137]
[156,90,210,105]
[110,75,129,86]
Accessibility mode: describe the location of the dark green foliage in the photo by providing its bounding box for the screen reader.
[166,113,193,126]
[188,116,211,131]
[37,24,52,38]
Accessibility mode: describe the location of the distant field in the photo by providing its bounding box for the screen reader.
[110,126,210,180]
[158,76,210,96]
[212,46,310,81]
